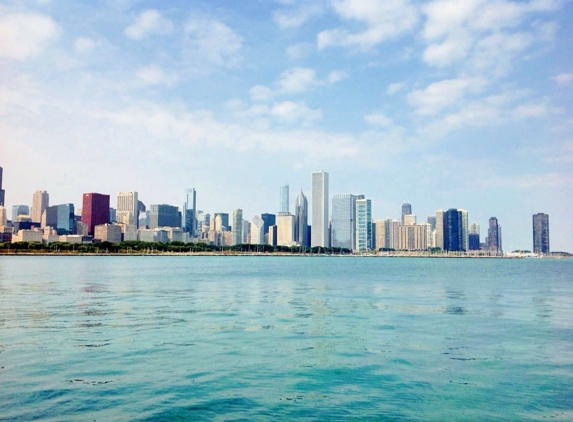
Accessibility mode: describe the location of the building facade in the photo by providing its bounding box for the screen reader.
[149,204,181,229]
[32,190,49,223]
[294,190,309,247]
[532,213,550,254]
[183,188,197,236]
[331,194,362,250]
[117,191,138,228]
[82,193,110,236]
[401,202,412,225]
[311,171,329,248]
[487,217,502,254]
[250,215,265,245]
[355,198,372,252]
[280,185,289,214]
[231,209,243,245]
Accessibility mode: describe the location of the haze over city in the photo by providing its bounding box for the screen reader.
[1,0,572,252]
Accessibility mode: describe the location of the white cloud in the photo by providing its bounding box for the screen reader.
[184,18,242,66]
[364,112,393,127]
[270,100,322,126]
[249,85,274,102]
[387,81,407,95]
[276,67,321,93]
[136,64,175,86]
[318,0,419,50]
[124,9,173,40]
[286,42,314,59]
[0,12,60,60]
[74,37,103,53]
[274,3,323,28]
[407,76,486,115]
[327,70,347,83]
[421,0,562,72]
[552,73,573,86]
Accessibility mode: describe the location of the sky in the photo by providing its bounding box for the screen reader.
[1,0,572,252]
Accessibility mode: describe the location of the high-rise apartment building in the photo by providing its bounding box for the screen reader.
[331,194,363,250]
[355,198,372,252]
[82,193,110,236]
[401,202,412,225]
[403,214,416,225]
[0,166,5,207]
[31,190,49,223]
[117,191,139,228]
[532,213,550,254]
[487,217,502,254]
[183,188,197,235]
[294,190,309,247]
[231,209,243,245]
[311,171,329,248]
[280,185,289,214]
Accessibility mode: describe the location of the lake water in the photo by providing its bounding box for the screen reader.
[0,256,572,421]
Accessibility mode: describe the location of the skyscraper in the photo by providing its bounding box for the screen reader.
[460,209,469,251]
[31,190,49,223]
[149,204,181,229]
[331,194,362,250]
[532,213,550,254]
[232,209,243,245]
[280,185,289,214]
[12,205,30,222]
[401,202,412,225]
[261,213,276,236]
[355,198,372,252]
[44,203,75,234]
[487,217,502,254]
[82,193,110,236]
[0,166,5,207]
[469,222,480,251]
[311,171,329,248]
[294,190,309,247]
[117,191,138,228]
[443,208,464,251]
[250,215,265,245]
[184,188,196,235]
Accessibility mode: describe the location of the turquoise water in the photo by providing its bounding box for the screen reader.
[0,256,572,421]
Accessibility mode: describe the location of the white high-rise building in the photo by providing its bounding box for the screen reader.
[250,215,265,245]
[294,190,309,247]
[460,209,469,251]
[231,209,243,245]
[311,171,329,248]
[355,198,372,252]
[31,190,49,223]
[117,191,138,228]
[277,213,295,246]
[435,210,444,250]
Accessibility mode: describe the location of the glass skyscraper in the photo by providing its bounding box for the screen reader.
[532,213,550,254]
[311,171,329,248]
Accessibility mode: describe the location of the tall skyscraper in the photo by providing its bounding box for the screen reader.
[261,213,276,236]
[44,203,75,234]
[427,216,437,231]
[311,171,329,248]
[276,213,295,246]
[0,166,5,207]
[532,213,550,254]
[331,194,363,250]
[280,185,289,214]
[82,193,110,236]
[183,188,197,235]
[401,202,412,225]
[487,217,502,254]
[469,222,480,251]
[149,204,181,229]
[294,190,309,247]
[443,208,465,251]
[117,191,139,228]
[355,198,372,252]
[232,209,243,245]
[435,210,444,250]
[460,209,469,251]
[31,190,49,223]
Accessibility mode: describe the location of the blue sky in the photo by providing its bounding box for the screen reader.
[1,0,572,251]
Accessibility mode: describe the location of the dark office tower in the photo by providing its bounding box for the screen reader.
[184,188,196,235]
[149,204,181,229]
[261,213,276,235]
[45,204,75,234]
[294,190,309,247]
[469,233,480,250]
[532,213,550,254]
[0,166,5,206]
[443,208,464,251]
[401,202,412,225]
[82,193,110,236]
[487,217,502,254]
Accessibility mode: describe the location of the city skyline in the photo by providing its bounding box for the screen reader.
[1,1,572,251]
